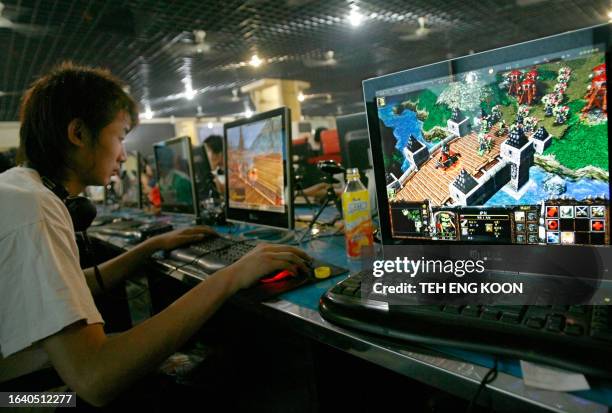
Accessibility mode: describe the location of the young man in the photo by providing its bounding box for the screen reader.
[0,63,310,406]
[203,134,225,196]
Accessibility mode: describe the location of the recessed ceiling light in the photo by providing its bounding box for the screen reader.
[141,104,154,120]
[185,86,195,100]
[249,54,263,67]
[245,108,253,118]
[297,92,305,102]
[348,9,364,27]
[207,121,213,129]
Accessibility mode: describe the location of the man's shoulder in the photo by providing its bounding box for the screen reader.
[0,168,66,231]
[0,167,54,203]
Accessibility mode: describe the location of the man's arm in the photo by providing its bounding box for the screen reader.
[42,267,235,406]
[42,244,311,407]
[83,227,217,295]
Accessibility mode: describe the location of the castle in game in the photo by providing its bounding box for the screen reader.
[382,56,608,208]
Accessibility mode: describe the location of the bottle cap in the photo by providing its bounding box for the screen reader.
[314,266,332,279]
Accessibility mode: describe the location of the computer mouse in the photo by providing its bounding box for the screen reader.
[259,269,297,283]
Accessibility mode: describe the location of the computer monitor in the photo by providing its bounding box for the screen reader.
[364,24,611,248]
[337,112,372,171]
[192,144,221,202]
[117,151,142,209]
[153,136,199,216]
[224,107,294,229]
[84,186,105,203]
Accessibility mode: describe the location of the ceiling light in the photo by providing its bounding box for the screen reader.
[348,9,364,27]
[297,92,305,102]
[245,108,253,118]
[249,54,263,68]
[207,121,213,129]
[185,85,195,100]
[141,104,154,120]
[608,10,612,21]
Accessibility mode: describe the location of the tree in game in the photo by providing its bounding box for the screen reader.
[437,72,491,117]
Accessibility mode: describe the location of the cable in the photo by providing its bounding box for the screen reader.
[466,357,498,413]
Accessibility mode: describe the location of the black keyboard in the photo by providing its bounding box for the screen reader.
[320,270,612,378]
[168,236,259,273]
[93,220,173,241]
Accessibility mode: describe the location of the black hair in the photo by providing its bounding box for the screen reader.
[18,61,138,181]
[204,134,223,154]
[314,127,327,144]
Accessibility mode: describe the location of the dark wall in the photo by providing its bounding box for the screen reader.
[125,123,176,158]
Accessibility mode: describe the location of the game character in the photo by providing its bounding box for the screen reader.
[435,143,460,170]
[434,211,457,238]
[477,133,492,156]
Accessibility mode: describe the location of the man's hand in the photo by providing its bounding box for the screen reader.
[221,243,312,292]
[145,226,218,251]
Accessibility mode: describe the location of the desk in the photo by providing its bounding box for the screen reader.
[88,212,611,413]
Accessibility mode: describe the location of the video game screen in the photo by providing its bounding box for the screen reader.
[375,44,609,246]
[154,137,197,215]
[226,115,287,213]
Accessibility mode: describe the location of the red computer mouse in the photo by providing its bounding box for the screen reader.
[259,269,296,283]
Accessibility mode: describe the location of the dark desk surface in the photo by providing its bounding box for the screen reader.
[88,208,611,413]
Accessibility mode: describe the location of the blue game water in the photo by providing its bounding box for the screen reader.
[485,166,609,206]
[378,105,428,172]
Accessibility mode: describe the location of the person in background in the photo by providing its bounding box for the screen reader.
[203,134,225,196]
[0,62,311,408]
[311,127,328,156]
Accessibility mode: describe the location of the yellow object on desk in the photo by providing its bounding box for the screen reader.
[314,266,331,279]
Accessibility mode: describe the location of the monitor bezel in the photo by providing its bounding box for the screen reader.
[153,135,200,217]
[223,107,294,230]
[336,112,371,171]
[363,23,612,246]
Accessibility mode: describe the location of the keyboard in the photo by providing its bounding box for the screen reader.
[167,236,260,273]
[320,270,612,378]
[166,235,349,302]
[93,220,173,241]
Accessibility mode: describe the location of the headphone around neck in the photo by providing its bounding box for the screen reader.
[40,175,97,232]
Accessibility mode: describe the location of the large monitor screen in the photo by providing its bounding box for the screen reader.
[364,24,610,246]
[224,107,294,229]
[153,136,199,216]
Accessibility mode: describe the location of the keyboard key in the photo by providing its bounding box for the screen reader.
[564,324,584,336]
[546,315,565,332]
[443,305,461,314]
[500,313,521,324]
[569,305,586,315]
[461,306,480,317]
[481,309,500,321]
[526,317,545,329]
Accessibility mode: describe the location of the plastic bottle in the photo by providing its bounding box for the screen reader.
[342,168,374,259]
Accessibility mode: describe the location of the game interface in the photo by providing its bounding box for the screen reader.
[226,115,286,213]
[378,46,609,245]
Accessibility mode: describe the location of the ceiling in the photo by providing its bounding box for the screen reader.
[0,0,609,122]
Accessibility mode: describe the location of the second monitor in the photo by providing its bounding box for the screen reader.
[224,107,294,230]
[153,136,200,217]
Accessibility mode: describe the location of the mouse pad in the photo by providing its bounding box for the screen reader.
[237,260,348,302]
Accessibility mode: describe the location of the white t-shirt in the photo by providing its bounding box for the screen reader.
[0,167,103,382]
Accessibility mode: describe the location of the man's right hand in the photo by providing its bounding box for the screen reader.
[221,243,312,292]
